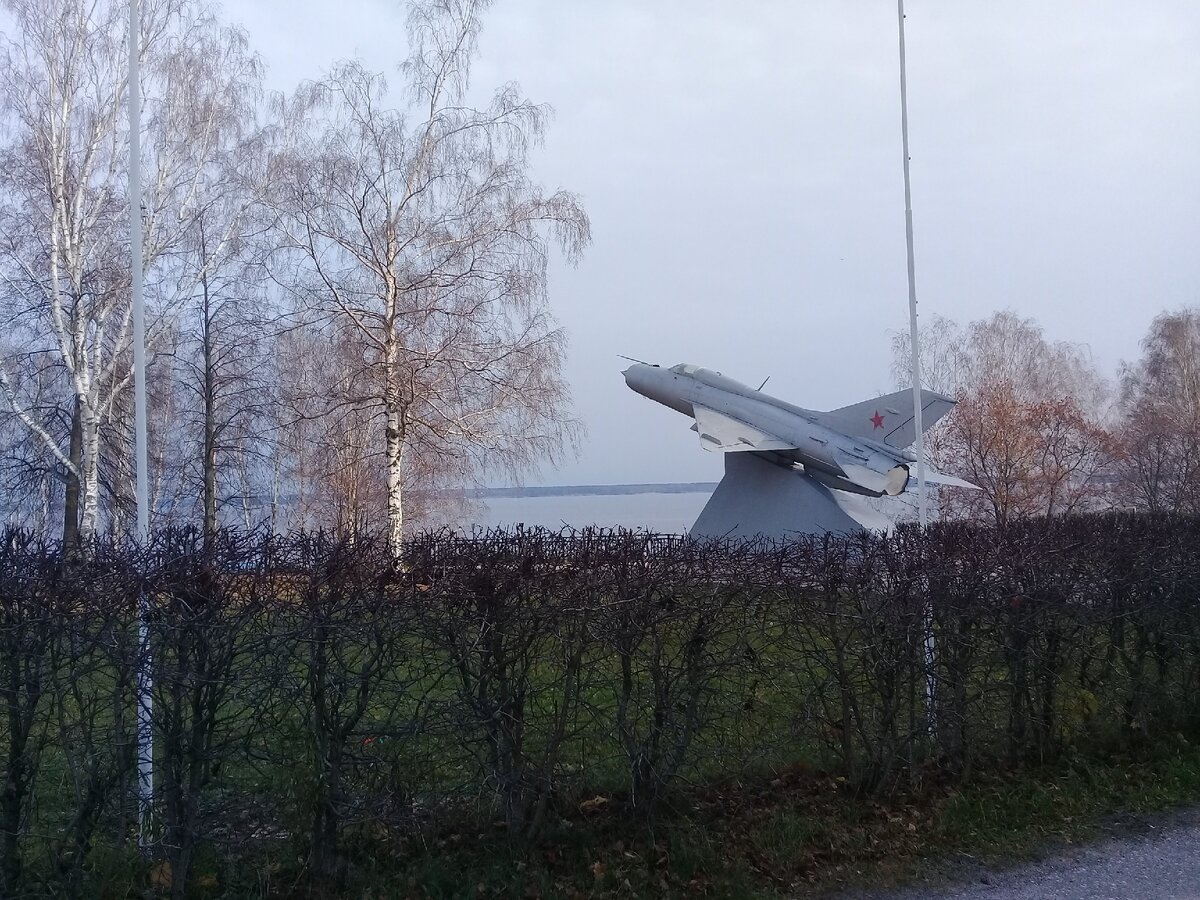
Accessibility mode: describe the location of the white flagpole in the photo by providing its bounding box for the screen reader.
[128,0,153,848]
[896,0,937,733]
[896,0,926,526]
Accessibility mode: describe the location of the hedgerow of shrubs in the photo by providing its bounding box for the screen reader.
[2,513,1200,895]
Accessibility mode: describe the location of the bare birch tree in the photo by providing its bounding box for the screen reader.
[0,0,262,543]
[1118,308,1200,512]
[267,0,589,550]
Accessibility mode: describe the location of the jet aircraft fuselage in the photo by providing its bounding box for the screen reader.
[623,362,973,499]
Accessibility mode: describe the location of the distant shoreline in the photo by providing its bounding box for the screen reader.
[465,482,718,500]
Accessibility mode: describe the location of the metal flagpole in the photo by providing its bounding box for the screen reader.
[128,0,153,848]
[895,0,938,733]
[896,0,926,525]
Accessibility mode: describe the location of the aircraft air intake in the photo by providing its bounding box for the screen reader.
[885,464,910,496]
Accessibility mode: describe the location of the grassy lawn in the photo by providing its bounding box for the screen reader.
[54,734,1200,898]
[402,737,1200,900]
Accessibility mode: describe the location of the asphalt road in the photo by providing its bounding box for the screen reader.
[849,809,1200,900]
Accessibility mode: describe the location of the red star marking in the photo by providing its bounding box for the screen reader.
[870,411,885,429]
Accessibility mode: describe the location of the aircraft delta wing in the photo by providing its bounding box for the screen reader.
[691,405,795,453]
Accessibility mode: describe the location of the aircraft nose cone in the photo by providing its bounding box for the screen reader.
[623,364,653,397]
[623,363,693,416]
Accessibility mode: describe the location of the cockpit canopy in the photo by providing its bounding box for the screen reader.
[669,363,770,401]
[669,363,721,377]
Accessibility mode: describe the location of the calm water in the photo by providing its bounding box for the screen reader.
[471,490,713,533]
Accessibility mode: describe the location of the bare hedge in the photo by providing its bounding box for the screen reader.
[3,513,1200,894]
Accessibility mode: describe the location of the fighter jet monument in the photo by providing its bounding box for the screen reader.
[623,362,977,538]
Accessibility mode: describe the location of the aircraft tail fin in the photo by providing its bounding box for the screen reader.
[821,389,956,449]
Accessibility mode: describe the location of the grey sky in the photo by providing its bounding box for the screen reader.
[234,0,1200,485]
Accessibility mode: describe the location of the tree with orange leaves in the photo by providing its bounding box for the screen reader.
[894,312,1116,525]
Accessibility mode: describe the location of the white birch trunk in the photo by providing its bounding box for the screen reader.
[384,396,405,554]
[78,402,103,541]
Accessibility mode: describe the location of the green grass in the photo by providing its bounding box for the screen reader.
[397,737,1200,899]
[10,609,1200,897]
[931,736,1200,861]
[14,688,1200,897]
[68,733,1192,899]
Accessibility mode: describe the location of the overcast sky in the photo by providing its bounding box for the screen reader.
[234,0,1200,486]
